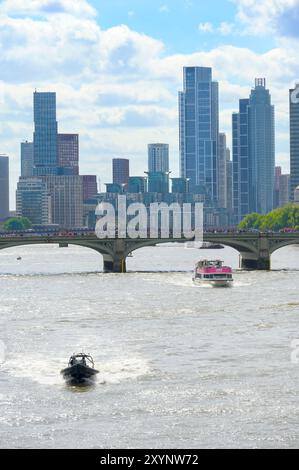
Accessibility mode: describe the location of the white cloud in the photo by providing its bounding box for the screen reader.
[232,0,299,36]
[0,0,97,17]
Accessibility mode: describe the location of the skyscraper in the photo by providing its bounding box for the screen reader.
[233,79,275,221]
[249,78,275,214]
[148,144,169,173]
[21,141,34,177]
[58,134,79,175]
[290,84,299,200]
[179,66,219,200]
[0,155,9,219]
[112,159,130,187]
[33,91,58,175]
[218,133,228,209]
[232,99,250,223]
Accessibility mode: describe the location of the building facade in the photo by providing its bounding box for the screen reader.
[179,66,219,201]
[21,141,34,177]
[218,133,228,209]
[148,144,169,173]
[16,178,50,225]
[233,79,275,222]
[41,176,83,228]
[290,84,299,200]
[82,175,98,201]
[112,158,130,187]
[58,134,79,175]
[0,155,9,219]
[33,91,58,175]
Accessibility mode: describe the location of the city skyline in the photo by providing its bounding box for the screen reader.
[1,0,298,207]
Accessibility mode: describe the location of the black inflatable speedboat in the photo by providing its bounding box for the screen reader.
[61,353,99,385]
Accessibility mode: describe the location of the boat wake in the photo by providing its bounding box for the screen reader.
[1,353,151,386]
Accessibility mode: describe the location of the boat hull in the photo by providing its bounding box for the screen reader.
[61,363,99,385]
[193,278,233,287]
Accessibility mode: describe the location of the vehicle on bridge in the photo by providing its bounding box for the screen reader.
[193,260,233,287]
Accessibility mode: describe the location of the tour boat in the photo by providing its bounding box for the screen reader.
[61,353,99,385]
[193,259,233,287]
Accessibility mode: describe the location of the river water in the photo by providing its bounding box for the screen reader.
[0,243,299,449]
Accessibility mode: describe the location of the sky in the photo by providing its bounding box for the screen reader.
[1,0,299,207]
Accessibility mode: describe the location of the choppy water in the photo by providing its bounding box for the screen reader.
[0,243,299,449]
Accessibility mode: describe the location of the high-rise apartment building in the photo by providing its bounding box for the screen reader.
[112,158,130,187]
[58,134,79,175]
[82,175,98,201]
[0,155,9,219]
[179,66,219,200]
[233,79,275,222]
[148,144,169,173]
[33,91,58,175]
[218,133,228,208]
[21,141,34,177]
[290,84,299,200]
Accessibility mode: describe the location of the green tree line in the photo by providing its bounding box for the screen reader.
[238,204,299,231]
[3,217,32,231]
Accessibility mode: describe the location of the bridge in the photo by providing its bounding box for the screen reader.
[0,232,299,272]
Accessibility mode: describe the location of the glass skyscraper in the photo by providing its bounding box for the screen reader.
[233,79,275,221]
[179,66,219,201]
[21,141,34,177]
[33,91,58,175]
[290,84,299,200]
[0,154,9,219]
[148,144,169,173]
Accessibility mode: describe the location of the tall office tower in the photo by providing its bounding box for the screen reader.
[179,66,219,200]
[58,134,79,175]
[16,178,50,225]
[279,174,290,207]
[33,91,58,176]
[112,158,130,187]
[290,84,299,200]
[21,141,34,177]
[226,149,233,219]
[218,133,228,208]
[41,176,83,228]
[232,99,250,223]
[0,154,9,219]
[274,166,282,208]
[233,79,275,222]
[249,78,275,214]
[82,175,98,201]
[148,144,169,173]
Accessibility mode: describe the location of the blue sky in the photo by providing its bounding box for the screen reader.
[89,0,275,52]
[1,0,299,206]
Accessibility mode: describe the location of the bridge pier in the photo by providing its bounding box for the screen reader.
[240,256,271,271]
[102,240,127,273]
[240,238,271,271]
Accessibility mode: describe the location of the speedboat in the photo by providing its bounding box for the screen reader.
[193,259,233,287]
[61,353,99,385]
